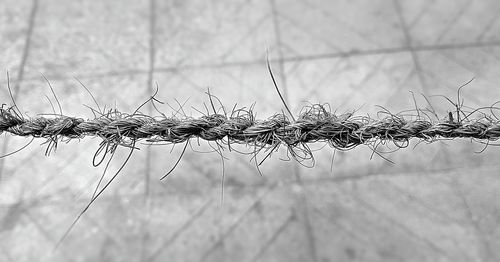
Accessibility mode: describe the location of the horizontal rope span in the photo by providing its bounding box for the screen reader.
[1,104,500,151]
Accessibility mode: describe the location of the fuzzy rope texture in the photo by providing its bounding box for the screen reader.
[1,105,500,150]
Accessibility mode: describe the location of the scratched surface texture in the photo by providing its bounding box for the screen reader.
[2,0,500,261]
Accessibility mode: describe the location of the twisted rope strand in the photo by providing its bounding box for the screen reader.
[2,105,500,151]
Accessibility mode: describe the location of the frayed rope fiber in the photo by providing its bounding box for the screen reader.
[1,104,500,151]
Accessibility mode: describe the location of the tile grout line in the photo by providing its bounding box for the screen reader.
[0,0,39,182]
[248,212,295,262]
[4,40,500,85]
[269,0,319,261]
[393,0,453,171]
[393,0,429,93]
[140,0,157,260]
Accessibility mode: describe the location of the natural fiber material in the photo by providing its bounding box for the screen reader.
[2,104,499,151]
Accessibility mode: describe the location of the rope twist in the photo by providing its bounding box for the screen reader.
[2,106,499,150]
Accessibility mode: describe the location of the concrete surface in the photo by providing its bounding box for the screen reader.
[1,0,500,261]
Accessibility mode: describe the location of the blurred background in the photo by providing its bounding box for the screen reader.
[1,0,500,261]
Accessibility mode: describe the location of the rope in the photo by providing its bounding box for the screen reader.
[2,104,499,152]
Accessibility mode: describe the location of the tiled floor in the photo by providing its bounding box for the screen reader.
[1,0,500,261]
